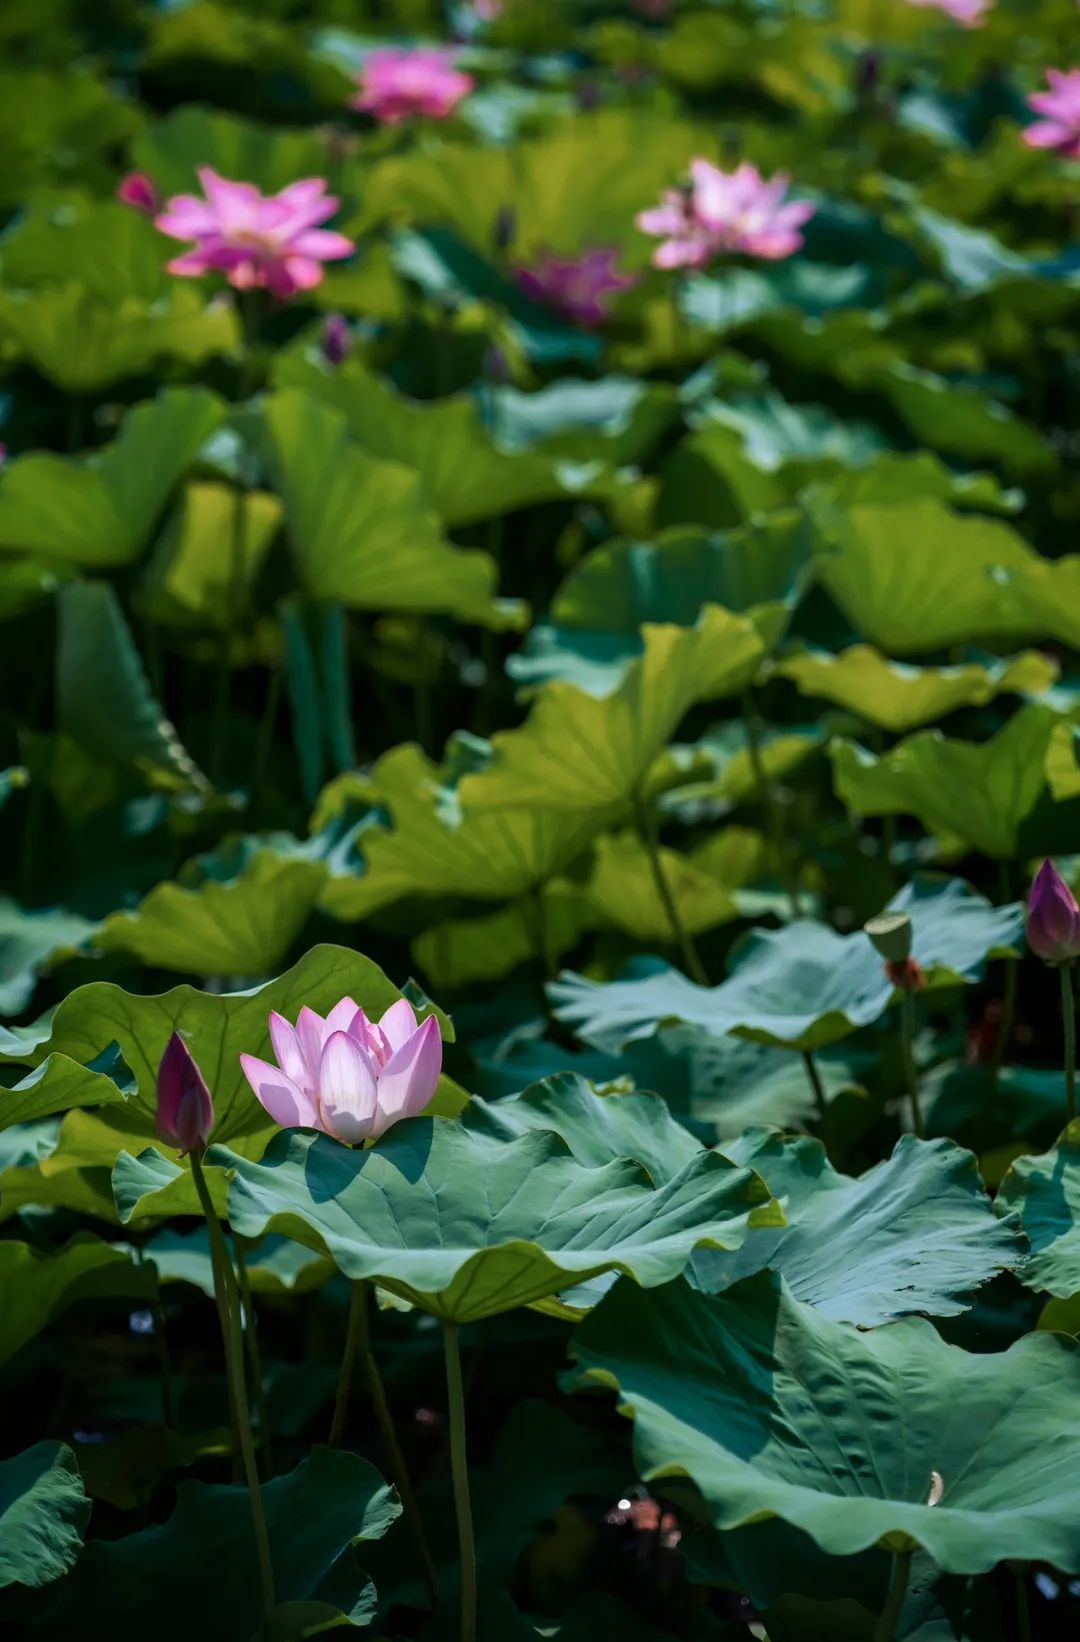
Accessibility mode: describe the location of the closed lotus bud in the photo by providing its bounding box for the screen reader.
[865,911,913,964]
[1027,859,1080,964]
[156,1031,215,1154]
[116,172,159,215]
[321,312,351,367]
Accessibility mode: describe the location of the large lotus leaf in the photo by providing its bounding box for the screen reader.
[56,581,206,791]
[1046,722,1080,802]
[578,827,778,942]
[0,69,141,209]
[875,363,1055,479]
[0,899,97,1016]
[141,1227,333,1297]
[661,724,822,814]
[410,887,594,993]
[0,1234,154,1368]
[0,195,169,303]
[571,1271,1080,1573]
[829,703,1058,860]
[0,944,452,1148]
[140,481,282,630]
[805,451,1021,517]
[996,1124,1080,1299]
[811,496,1080,655]
[551,875,1024,1053]
[482,376,678,468]
[261,390,523,630]
[458,607,767,822]
[692,1129,1024,1325]
[0,388,225,567]
[0,1109,171,1226]
[132,104,331,196]
[0,1054,125,1133]
[0,1443,88,1590]
[463,1073,702,1187]
[274,353,590,528]
[38,1447,399,1640]
[778,645,1057,735]
[213,1118,781,1324]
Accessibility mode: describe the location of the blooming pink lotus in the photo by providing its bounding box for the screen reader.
[155,168,353,299]
[240,997,443,1144]
[117,172,159,215]
[157,1031,215,1154]
[351,49,473,125]
[514,247,636,325]
[637,159,815,269]
[902,0,990,21]
[1024,70,1080,160]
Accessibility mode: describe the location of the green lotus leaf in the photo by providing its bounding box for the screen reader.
[996,1123,1080,1299]
[38,1447,399,1640]
[410,889,592,993]
[458,607,767,823]
[0,1234,154,1368]
[0,899,97,1016]
[660,723,822,813]
[0,194,171,302]
[132,103,331,196]
[213,1118,781,1324]
[0,69,140,209]
[571,1271,1080,1572]
[829,703,1058,860]
[140,481,282,630]
[0,1443,89,1590]
[261,389,524,630]
[692,1129,1025,1324]
[141,1227,333,1297]
[806,451,1021,515]
[777,645,1057,734]
[111,1142,232,1226]
[73,1426,230,1514]
[551,876,1023,1053]
[577,827,778,942]
[874,362,1054,479]
[0,1054,126,1133]
[0,388,225,567]
[1046,722,1080,802]
[482,375,678,468]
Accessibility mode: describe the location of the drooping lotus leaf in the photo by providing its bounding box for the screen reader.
[777,645,1057,735]
[0,388,225,566]
[571,1271,1080,1572]
[829,703,1058,860]
[139,481,282,630]
[261,390,524,631]
[551,876,1023,1053]
[0,1234,154,1367]
[691,1129,1025,1325]
[0,899,97,1016]
[213,1118,781,1324]
[996,1124,1080,1299]
[0,1443,89,1590]
[0,1054,126,1133]
[458,607,767,821]
[38,1447,399,1640]
[140,1227,333,1297]
[874,362,1055,479]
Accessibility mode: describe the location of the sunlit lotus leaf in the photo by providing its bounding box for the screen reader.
[578,827,777,942]
[0,1443,88,1590]
[0,899,97,1017]
[132,103,330,196]
[0,1054,126,1133]
[660,723,822,813]
[140,482,282,629]
[1046,722,1080,802]
[0,1234,154,1367]
[410,890,592,993]
[997,1124,1080,1300]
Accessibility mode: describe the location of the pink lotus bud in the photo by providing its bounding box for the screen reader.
[1027,860,1080,965]
[156,1031,215,1153]
[321,312,351,366]
[117,172,160,215]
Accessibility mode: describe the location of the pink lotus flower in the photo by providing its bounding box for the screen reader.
[902,0,990,21]
[155,168,353,299]
[240,997,443,1145]
[1024,70,1080,160]
[514,247,636,325]
[637,159,815,270]
[157,1032,215,1154]
[117,172,159,215]
[1027,860,1080,964]
[351,49,473,125]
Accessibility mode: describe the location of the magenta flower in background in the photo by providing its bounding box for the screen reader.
[515,247,636,325]
[240,997,443,1144]
[155,168,353,299]
[157,1031,215,1154]
[117,172,160,215]
[351,49,474,124]
[1027,860,1080,964]
[903,0,990,22]
[1024,70,1080,160]
[321,312,352,366]
[637,159,815,269]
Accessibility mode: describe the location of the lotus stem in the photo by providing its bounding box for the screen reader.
[874,1549,911,1642]
[901,990,925,1140]
[1013,1564,1032,1642]
[741,689,802,918]
[632,789,709,987]
[801,1051,830,1157]
[190,1151,277,1640]
[234,1235,274,1478]
[1062,963,1077,1124]
[444,1322,477,1642]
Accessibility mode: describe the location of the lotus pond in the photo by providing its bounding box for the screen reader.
[4,1,1080,1639]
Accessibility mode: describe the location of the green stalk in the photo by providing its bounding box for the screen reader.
[234,1236,274,1478]
[1062,963,1077,1124]
[901,989,925,1139]
[190,1152,277,1640]
[874,1550,911,1642]
[1013,1565,1032,1642]
[801,1050,830,1157]
[328,1277,365,1450]
[633,789,708,986]
[741,690,801,918]
[444,1323,477,1642]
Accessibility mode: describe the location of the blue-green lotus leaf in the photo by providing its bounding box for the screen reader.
[0,1443,88,1590]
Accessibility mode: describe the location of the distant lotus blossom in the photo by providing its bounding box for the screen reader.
[1024,70,1080,159]
[321,312,352,366]
[902,0,990,21]
[351,49,473,124]
[117,172,159,215]
[240,997,443,1144]
[515,247,636,325]
[155,168,353,299]
[637,159,815,269]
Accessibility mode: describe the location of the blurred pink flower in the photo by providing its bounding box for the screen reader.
[1024,69,1080,159]
[903,0,990,21]
[117,172,159,215]
[515,247,636,325]
[155,168,353,299]
[157,1032,215,1154]
[240,997,443,1144]
[351,49,473,124]
[637,159,815,269]
[321,312,352,365]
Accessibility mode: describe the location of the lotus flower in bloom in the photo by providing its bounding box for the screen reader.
[515,247,636,325]
[157,1032,215,1154]
[117,172,159,215]
[1027,860,1080,964]
[637,159,815,269]
[1024,70,1080,160]
[903,0,990,22]
[351,49,473,124]
[155,168,353,299]
[240,997,443,1144]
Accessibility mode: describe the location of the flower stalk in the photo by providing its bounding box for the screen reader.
[444,1322,477,1642]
